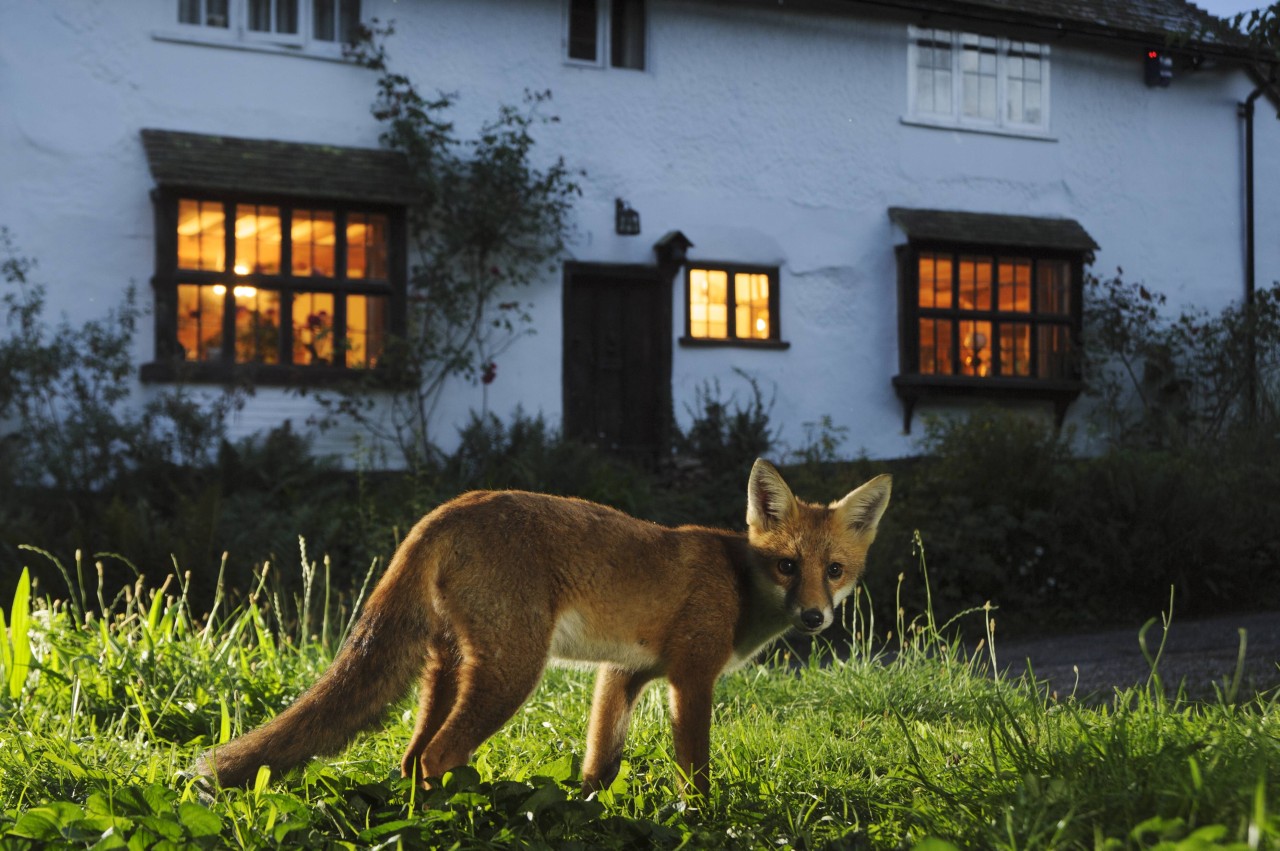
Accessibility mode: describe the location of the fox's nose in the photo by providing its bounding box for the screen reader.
[800,609,826,631]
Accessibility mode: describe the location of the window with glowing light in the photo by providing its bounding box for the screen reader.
[684,265,782,346]
[163,195,398,376]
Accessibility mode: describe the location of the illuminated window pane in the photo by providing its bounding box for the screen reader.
[177,199,225,271]
[998,258,1031,312]
[689,268,731,339]
[292,291,334,365]
[958,256,992,310]
[347,213,389,279]
[734,273,770,339]
[1038,324,1073,379]
[291,209,336,277]
[177,283,225,361]
[233,285,280,363]
[347,294,389,368]
[919,318,953,375]
[918,252,953,308]
[1037,259,1070,314]
[960,319,992,377]
[999,322,1032,377]
[234,204,281,275]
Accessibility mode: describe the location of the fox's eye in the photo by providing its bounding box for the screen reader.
[777,559,798,576]
[826,562,844,580]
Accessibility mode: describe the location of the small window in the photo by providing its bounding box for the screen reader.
[909,27,1050,134]
[565,0,645,70]
[167,196,397,372]
[682,264,786,347]
[175,0,361,49]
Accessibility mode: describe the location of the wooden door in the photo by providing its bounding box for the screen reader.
[563,265,671,462]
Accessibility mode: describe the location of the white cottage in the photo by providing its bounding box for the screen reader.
[1,0,1277,462]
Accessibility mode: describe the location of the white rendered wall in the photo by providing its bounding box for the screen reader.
[1,0,1277,463]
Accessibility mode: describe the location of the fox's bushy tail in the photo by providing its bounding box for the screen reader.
[197,548,431,787]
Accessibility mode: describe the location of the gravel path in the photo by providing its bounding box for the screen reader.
[989,611,1280,701]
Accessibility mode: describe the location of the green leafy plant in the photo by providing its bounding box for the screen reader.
[305,23,582,470]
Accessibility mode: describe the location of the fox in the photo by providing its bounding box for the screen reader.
[197,458,891,798]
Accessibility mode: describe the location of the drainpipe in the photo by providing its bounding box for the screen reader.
[1239,85,1261,421]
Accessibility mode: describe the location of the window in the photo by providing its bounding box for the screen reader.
[889,208,1096,431]
[908,27,1050,134]
[565,0,645,70]
[161,195,397,377]
[682,264,787,348]
[174,0,361,49]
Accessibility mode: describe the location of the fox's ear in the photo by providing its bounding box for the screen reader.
[747,458,798,530]
[831,474,892,536]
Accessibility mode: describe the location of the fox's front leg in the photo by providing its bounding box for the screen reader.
[666,671,717,800]
[582,665,655,795]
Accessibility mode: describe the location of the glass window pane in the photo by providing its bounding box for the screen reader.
[999,323,1032,377]
[292,209,336,276]
[568,0,598,61]
[346,212,388,279]
[277,0,299,34]
[919,318,953,375]
[689,268,709,338]
[177,199,226,271]
[206,0,228,26]
[347,294,389,367]
[248,0,271,31]
[177,283,225,361]
[610,0,645,70]
[958,256,991,310]
[998,259,1031,312]
[313,0,335,39]
[338,0,361,41]
[233,285,280,363]
[1037,324,1073,379]
[179,0,201,25]
[292,292,334,365]
[918,252,953,309]
[1037,259,1071,314]
[733,272,770,339]
[234,204,281,275]
[960,320,992,377]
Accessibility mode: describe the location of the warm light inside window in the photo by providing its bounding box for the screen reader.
[347,213,389,279]
[233,286,280,364]
[293,291,335,365]
[689,268,729,339]
[234,204,281,275]
[734,273,770,339]
[177,283,224,361]
[346,294,389,367]
[292,209,336,276]
[177,199,225,271]
[998,259,1032,312]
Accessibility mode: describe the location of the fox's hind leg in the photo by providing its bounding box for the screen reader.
[400,636,460,782]
[582,665,655,795]
[417,630,552,779]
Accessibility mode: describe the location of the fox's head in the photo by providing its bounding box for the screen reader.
[745,458,892,635]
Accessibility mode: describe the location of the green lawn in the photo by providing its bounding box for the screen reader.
[0,549,1277,850]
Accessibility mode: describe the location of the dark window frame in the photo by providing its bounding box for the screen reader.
[893,239,1085,431]
[565,0,646,70]
[679,261,790,350]
[142,187,407,386]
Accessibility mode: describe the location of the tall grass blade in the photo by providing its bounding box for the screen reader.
[18,545,82,624]
[7,567,32,699]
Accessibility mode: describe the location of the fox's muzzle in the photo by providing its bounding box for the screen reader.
[795,607,831,634]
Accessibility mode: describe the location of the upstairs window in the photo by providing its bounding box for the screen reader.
[175,0,361,49]
[566,0,646,70]
[682,264,788,348]
[908,27,1050,134]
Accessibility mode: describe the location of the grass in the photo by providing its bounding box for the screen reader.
[0,542,1277,850]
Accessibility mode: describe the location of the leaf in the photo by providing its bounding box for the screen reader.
[7,567,31,699]
[176,803,222,838]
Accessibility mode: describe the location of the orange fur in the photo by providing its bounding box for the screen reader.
[197,459,891,798]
